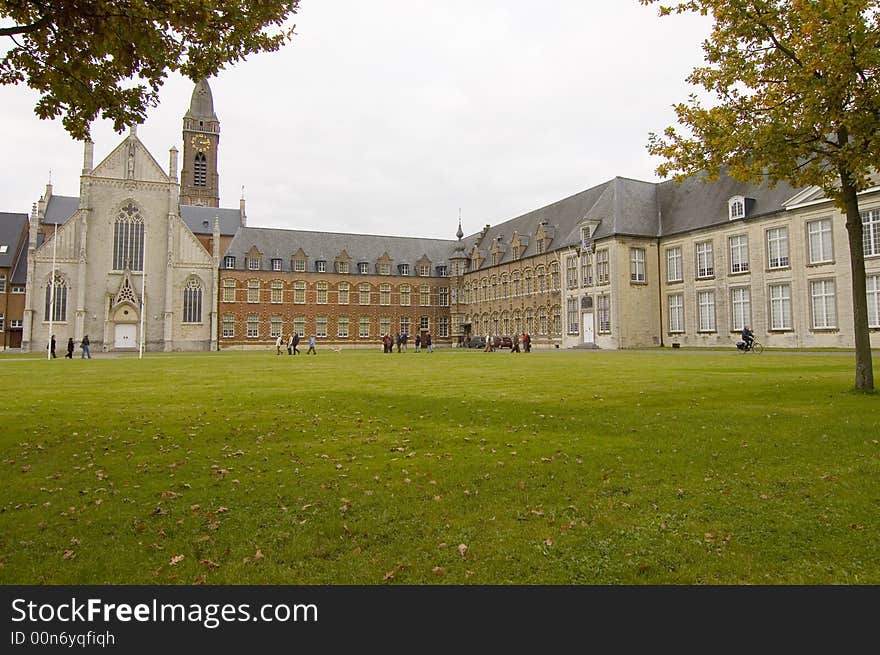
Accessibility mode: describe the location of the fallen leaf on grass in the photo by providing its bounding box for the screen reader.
[169,554,185,566]
[432,566,447,577]
[457,544,468,558]
[62,550,76,560]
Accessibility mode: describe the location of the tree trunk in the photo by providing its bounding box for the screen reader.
[839,167,874,391]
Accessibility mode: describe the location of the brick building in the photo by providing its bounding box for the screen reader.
[218,228,454,348]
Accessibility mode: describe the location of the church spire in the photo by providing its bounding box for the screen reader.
[185,78,218,122]
[180,78,220,208]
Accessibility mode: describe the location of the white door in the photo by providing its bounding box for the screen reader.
[115,324,137,349]
[582,312,594,344]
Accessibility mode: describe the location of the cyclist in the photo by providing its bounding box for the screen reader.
[741,325,755,351]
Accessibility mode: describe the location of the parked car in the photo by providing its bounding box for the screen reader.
[494,336,513,349]
[465,336,485,348]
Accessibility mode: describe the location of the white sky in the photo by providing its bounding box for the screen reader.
[0,1,710,239]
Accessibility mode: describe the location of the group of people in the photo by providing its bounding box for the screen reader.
[275,333,317,355]
[483,333,531,353]
[382,332,433,353]
[48,334,91,359]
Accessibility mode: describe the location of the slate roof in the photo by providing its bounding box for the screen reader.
[43,195,79,224]
[11,235,28,284]
[224,227,455,275]
[180,205,242,236]
[657,172,800,237]
[0,212,28,268]
[457,171,803,269]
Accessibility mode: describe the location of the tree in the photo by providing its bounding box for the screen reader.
[0,0,299,139]
[641,0,878,391]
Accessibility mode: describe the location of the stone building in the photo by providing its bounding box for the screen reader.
[9,77,880,353]
[20,80,240,353]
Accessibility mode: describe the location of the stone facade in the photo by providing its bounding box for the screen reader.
[9,78,880,353]
[21,131,220,353]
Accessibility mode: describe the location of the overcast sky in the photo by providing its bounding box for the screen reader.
[0,1,710,240]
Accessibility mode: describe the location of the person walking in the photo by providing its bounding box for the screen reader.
[275,334,283,355]
[484,333,492,352]
[65,337,75,359]
[524,333,531,353]
[307,335,317,354]
[292,332,300,355]
[511,333,520,353]
[80,334,91,359]
[395,333,402,353]
[425,332,433,353]
[49,334,57,358]
[287,333,293,355]
[401,333,408,352]
[415,333,421,352]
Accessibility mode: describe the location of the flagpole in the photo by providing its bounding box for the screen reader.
[47,222,57,359]
[139,225,147,359]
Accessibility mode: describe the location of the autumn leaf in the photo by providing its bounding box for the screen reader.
[62,550,76,560]
[169,554,185,566]
[457,544,468,559]
[432,566,447,577]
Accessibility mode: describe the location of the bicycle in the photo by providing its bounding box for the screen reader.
[735,339,763,354]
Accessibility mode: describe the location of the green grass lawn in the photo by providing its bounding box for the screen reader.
[1,348,877,584]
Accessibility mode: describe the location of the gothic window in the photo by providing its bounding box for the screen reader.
[113,201,144,271]
[183,277,203,323]
[44,273,68,322]
[194,152,207,187]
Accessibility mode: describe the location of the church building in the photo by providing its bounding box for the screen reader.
[20,79,241,353]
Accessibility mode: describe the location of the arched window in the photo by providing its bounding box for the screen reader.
[552,305,562,336]
[513,309,521,334]
[525,307,535,334]
[536,266,546,293]
[113,201,144,271]
[501,311,510,335]
[44,273,68,322]
[501,273,509,298]
[194,152,207,187]
[183,277,203,323]
[538,307,548,335]
[512,271,521,297]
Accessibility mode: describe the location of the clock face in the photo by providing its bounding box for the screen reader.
[190,135,211,151]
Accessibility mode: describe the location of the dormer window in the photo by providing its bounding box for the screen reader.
[247,257,261,271]
[399,263,410,276]
[729,196,751,220]
[492,253,500,266]
[224,256,236,269]
[378,263,391,275]
[271,258,282,272]
[294,258,306,272]
[316,260,326,273]
[536,239,545,254]
[581,227,592,251]
[358,262,369,274]
[436,265,448,277]
[512,245,521,259]
[418,264,430,277]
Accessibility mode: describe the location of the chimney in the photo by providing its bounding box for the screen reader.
[240,195,247,227]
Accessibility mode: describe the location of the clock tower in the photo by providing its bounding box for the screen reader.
[180,78,220,207]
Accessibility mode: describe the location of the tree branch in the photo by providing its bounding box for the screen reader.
[0,14,53,38]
